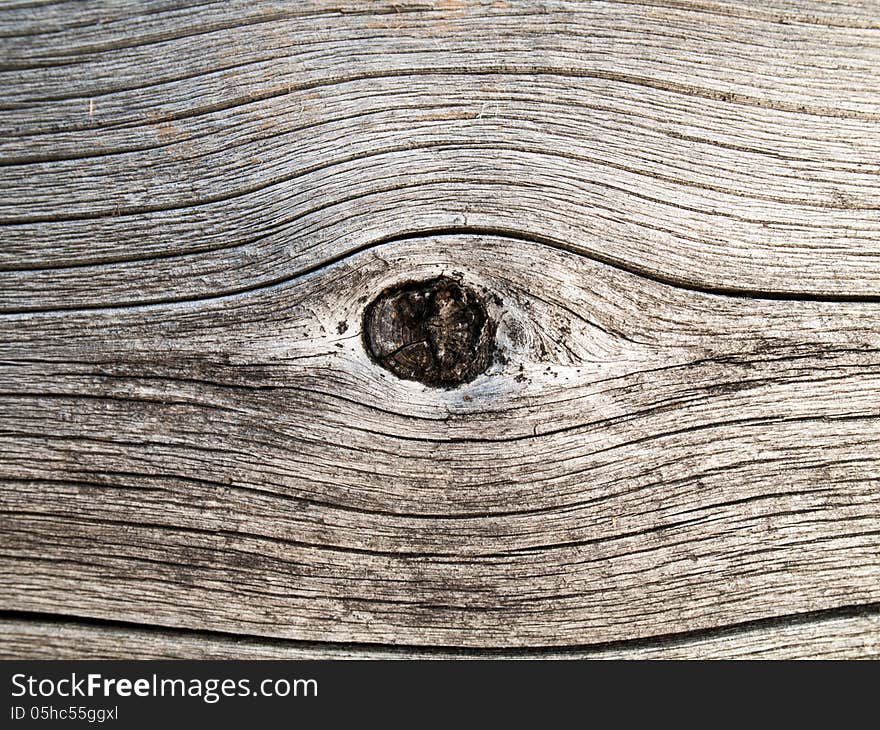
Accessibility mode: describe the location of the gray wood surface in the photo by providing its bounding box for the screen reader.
[3,608,879,659]
[1,0,879,658]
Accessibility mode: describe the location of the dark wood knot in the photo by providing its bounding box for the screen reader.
[363,276,496,387]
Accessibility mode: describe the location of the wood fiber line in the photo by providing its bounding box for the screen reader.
[0,0,879,655]
[2,1,880,297]
[2,604,879,659]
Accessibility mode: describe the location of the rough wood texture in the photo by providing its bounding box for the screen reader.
[1,0,879,657]
[3,608,878,659]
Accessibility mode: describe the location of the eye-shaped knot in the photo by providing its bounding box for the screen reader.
[362,276,496,387]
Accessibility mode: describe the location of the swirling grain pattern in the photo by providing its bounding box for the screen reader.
[0,0,878,657]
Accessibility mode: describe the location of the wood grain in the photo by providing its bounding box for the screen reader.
[3,607,878,659]
[1,0,878,657]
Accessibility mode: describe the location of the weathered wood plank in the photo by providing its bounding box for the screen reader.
[3,1,880,303]
[3,610,878,659]
[1,0,879,656]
